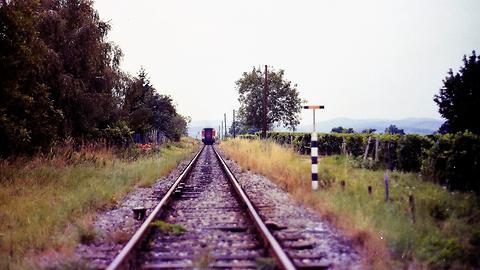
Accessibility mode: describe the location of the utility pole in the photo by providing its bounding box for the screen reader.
[218,125,221,140]
[262,65,268,139]
[224,113,227,138]
[233,110,236,138]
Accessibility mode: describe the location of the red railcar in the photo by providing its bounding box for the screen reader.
[201,128,216,145]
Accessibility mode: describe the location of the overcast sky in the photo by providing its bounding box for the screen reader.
[94,0,479,125]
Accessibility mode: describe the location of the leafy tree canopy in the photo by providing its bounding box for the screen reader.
[0,0,60,154]
[361,128,377,134]
[331,126,355,133]
[0,0,188,156]
[121,69,189,140]
[434,51,480,134]
[235,67,303,132]
[385,125,405,135]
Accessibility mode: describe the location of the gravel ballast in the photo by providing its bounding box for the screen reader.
[74,145,363,269]
[75,157,194,269]
[217,147,363,269]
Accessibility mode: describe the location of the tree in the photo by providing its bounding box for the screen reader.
[331,127,343,133]
[169,114,189,141]
[434,51,480,134]
[385,125,405,135]
[122,69,156,135]
[235,67,303,132]
[331,126,355,133]
[0,1,61,155]
[38,0,123,139]
[121,69,188,141]
[361,128,376,134]
[0,0,189,156]
[228,119,242,136]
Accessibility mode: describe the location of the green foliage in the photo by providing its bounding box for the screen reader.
[434,51,480,134]
[256,257,277,270]
[244,131,480,193]
[38,0,123,140]
[361,128,377,134]
[0,139,197,268]
[223,139,480,269]
[345,134,365,156]
[418,235,463,268]
[151,220,187,235]
[235,67,303,132]
[331,126,355,133]
[396,135,429,172]
[385,124,405,135]
[422,132,480,193]
[122,70,188,141]
[0,0,61,155]
[0,0,188,157]
[102,121,133,147]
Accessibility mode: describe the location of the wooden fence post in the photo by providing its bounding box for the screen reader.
[363,137,371,161]
[341,137,347,155]
[409,194,416,223]
[384,172,389,202]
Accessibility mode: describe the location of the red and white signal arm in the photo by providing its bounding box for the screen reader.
[303,105,325,109]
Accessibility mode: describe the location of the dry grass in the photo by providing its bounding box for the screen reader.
[221,138,480,269]
[0,138,198,269]
[220,139,390,268]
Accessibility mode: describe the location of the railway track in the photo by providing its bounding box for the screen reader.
[106,145,340,269]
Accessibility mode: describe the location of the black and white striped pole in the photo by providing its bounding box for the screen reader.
[304,105,325,190]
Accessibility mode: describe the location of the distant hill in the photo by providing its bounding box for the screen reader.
[292,117,444,134]
[188,117,445,137]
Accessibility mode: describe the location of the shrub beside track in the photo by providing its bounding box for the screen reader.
[240,132,480,193]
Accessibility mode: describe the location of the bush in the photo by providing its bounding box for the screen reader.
[422,132,480,193]
[396,135,430,172]
[102,121,134,147]
[244,131,480,194]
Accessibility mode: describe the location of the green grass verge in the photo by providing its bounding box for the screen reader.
[0,139,199,269]
[221,138,480,269]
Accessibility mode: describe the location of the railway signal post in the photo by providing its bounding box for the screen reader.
[304,105,325,190]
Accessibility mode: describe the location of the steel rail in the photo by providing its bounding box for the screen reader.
[106,145,205,270]
[212,146,296,270]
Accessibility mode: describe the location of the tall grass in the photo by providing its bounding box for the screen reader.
[221,139,480,269]
[0,139,198,269]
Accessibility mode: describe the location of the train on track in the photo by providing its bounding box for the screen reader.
[201,127,216,145]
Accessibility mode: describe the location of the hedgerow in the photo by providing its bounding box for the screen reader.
[238,131,480,193]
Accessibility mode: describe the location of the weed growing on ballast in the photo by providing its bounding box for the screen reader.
[150,220,187,235]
